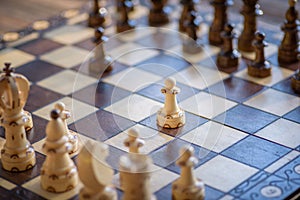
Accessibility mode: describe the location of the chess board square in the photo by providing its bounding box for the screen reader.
[33,97,97,124]
[108,42,160,66]
[69,109,135,141]
[22,176,81,200]
[140,112,207,137]
[207,77,266,102]
[272,76,300,96]
[244,89,300,116]
[105,124,174,154]
[275,155,300,183]
[15,60,63,83]
[117,27,156,42]
[137,81,200,103]
[0,152,45,185]
[137,53,190,77]
[104,94,162,122]
[255,118,300,149]
[181,121,248,153]
[40,46,90,69]
[194,155,258,192]
[221,136,291,169]
[0,48,35,68]
[172,66,229,90]
[0,177,16,190]
[37,70,97,95]
[214,104,279,134]
[102,67,162,92]
[284,106,300,123]
[181,92,237,119]
[234,66,294,86]
[28,115,49,143]
[10,186,45,199]
[44,25,94,45]
[72,82,131,108]
[16,38,63,56]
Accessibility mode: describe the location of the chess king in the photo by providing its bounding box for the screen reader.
[0,63,36,171]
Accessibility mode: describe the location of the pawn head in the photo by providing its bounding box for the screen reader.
[255,31,265,41]
[289,0,297,7]
[55,102,65,112]
[51,109,60,120]
[128,128,139,139]
[224,23,234,33]
[165,77,176,90]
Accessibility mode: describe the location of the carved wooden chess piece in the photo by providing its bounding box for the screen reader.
[209,0,233,46]
[116,0,135,33]
[179,0,198,32]
[216,23,241,71]
[157,77,185,129]
[278,0,300,65]
[88,0,107,28]
[124,128,145,153]
[291,55,300,93]
[238,0,263,52]
[247,31,271,77]
[0,63,36,172]
[148,0,170,26]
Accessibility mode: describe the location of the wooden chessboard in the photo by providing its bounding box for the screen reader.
[0,1,299,200]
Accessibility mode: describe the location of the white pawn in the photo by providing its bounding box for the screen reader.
[55,102,79,154]
[78,141,117,200]
[172,145,205,200]
[40,109,78,193]
[124,128,145,153]
[157,77,185,128]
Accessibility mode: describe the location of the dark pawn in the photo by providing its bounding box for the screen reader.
[278,0,300,65]
[179,0,198,32]
[209,0,233,46]
[116,0,135,33]
[247,31,271,78]
[216,24,241,71]
[238,0,263,52]
[291,55,300,93]
[89,27,113,74]
[148,0,170,26]
[88,0,107,28]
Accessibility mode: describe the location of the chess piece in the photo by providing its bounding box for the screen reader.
[40,109,78,193]
[172,145,205,200]
[291,55,300,93]
[179,0,198,32]
[88,0,108,28]
[238,0,263,52]
[157,77,185,129]
[117,0,134,12]
[89,27,113,74]
[116,0,135,33]
[182,11,203,54]
[124,128,145,153]
[0,63,36,172]
[216,23,241,71]
[209,0,233,46]
[278,0,300,65]
[78,141,117,200]
[148,0,170,26]
[120,136,156,200]
[55,102,79,154]
[247,31,271,77]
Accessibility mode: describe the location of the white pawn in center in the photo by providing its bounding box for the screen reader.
[157,77,185,128]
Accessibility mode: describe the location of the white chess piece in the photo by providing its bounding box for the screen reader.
[157,77,185,128]
[124,128,145,153]
[172,145,205,200]
[40,109,78,193]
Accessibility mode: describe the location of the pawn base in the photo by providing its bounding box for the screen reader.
[172,178,205,200]
[278,46,300,65]
[88,14,106,28]
[157,109,185,129]
[116,21,135,33]
[148,8,170,26]
[1,146,36,172]
[79,187,117,200]
[247,61,271,78]
[182,40,203,54]
[291,70,300,94]
[217,50,240,69]
[89,56,113,74]
[41,167,78,193]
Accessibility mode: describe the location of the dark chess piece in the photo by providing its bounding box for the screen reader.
[148,0,170,26]
[89,27,113,74]
[291,55,300,93]
[117,0,134,12]
[278,0,300,65]
[247,31,271,77]
[88,0,107,28]
[209,0,233,46]
[216,23,241,71]
[238,0,263,52]
[179,0,198,32]
[182,11,203,54]
[116,0,135,33]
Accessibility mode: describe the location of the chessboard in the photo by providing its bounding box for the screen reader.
[0,1,300,200]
